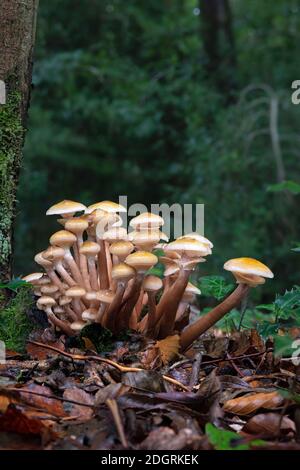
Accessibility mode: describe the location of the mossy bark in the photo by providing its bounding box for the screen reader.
[0,0,39,281]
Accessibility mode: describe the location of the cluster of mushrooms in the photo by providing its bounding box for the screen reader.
[23,200,274,352]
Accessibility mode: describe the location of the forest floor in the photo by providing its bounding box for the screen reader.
[0,327,300,450]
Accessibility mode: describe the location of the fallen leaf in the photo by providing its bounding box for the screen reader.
[0,404,57,438]
[26,339,64,360]
[243,413,296,437]
[122,371,165,393]
[63,387,94,420]
[0,395,11,413]
[95,383,129,405]
[223,391,284,416]
[18,384,66,417]
[155,334,180,365]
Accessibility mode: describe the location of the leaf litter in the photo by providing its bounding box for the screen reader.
[0,328,300,450]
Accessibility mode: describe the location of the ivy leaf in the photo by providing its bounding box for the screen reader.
[205,423,265,450]
[146,262,165,278]
[199,275,234,301]
[274,334,296,357]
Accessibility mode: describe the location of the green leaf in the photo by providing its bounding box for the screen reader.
[146,262,165,278]
[267,180,300,195]
[199,275,234,301]
[205,423,265,450]
[0,278,30,293]
[274,335,295,357]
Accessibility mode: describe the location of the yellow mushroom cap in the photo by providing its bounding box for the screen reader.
[34,251,53,268]
[41,284,59,295]
[165,237,211,257]
[109,241,134,258]
[49,230,77,248]
[129,212,164,229]
[178,232,213,249]
[42,246,65,261]
[37,296,56,308]
[101,227,128,242]
[65,286,86,297]
[143,275,163,292]
[89,200,126,213]
[111,263,136,282]
[129,230,169,246]
[80,241,100,256]
[65,217,89,234]
[224,258,274,279]
[96,290,115,304]
[46,200,86,216]
[125,251,158,272]
[59,296,72,306]
[70,321,86,331]
[22,272,44,284]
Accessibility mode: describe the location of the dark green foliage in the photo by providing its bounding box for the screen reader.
[205,423,265,450]
[14,0,300,301]
[0,286,34,352]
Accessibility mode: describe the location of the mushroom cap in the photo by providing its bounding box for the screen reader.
[233,272,266,287]
[46,200,86,216]
[101,227,128,242]
[79,241,100,256]
[65,217,89,234]
[224,258,274,279]
[96,290,115,304]
[111,263,136,282]
[53,306,65,314]
[42,246,65,261]
[49,230,77,248]
[143,275,163,292]
[82,308,98,321]
[185,282,201,295]
[34,251,53,268]
[37,275,51,285]
[22,272,44,284]
[125,251,158,272]
[109,241,134,258]
[70,321,86,331]
[165,238,211,258]
[85,290,99,301]
[89,200,126,213]
[178,232,213,249]
[128,230,168,246]
[65,286,86,297]
[129,212,164,229]
[37,296,56,308]
[41,284,59,295]
[59,295,72,306]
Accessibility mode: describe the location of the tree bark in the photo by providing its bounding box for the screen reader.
[0,0,39,281]
[199,0,236,101]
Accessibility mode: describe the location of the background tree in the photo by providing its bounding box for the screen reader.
[0,0,39,281]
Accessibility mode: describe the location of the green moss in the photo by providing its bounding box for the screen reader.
[0,287,34,352]
[0,91,24,276]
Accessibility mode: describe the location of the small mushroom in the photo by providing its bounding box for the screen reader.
[180,257,274,352]
[49,230,83,285]
[46,200,86,218]
[80,241,101,291]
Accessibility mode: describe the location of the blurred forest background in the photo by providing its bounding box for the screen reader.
[14,0,300,299]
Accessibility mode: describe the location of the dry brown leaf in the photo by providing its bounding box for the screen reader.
[155,334,180,365]
[243,412,296,437]
[223,391,284,416]
[0,395,11,413]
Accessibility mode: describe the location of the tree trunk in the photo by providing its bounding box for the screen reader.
[199,0,236,101]
[0,0,39,281]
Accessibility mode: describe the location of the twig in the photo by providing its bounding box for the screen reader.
[106,398,128,448]
[189,353,202,387]
[27,341,189,391]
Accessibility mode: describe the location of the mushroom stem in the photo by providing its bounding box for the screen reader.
[144,292,157,336]
[180,283,250,352]
[87,257,99,290]
[156,268,191,339]
[47,311,74,336]
[55,262,77,287]
[64,250,84,285]
[98,240,110,289]
[103,283,126,331]
[118,274,143,331]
